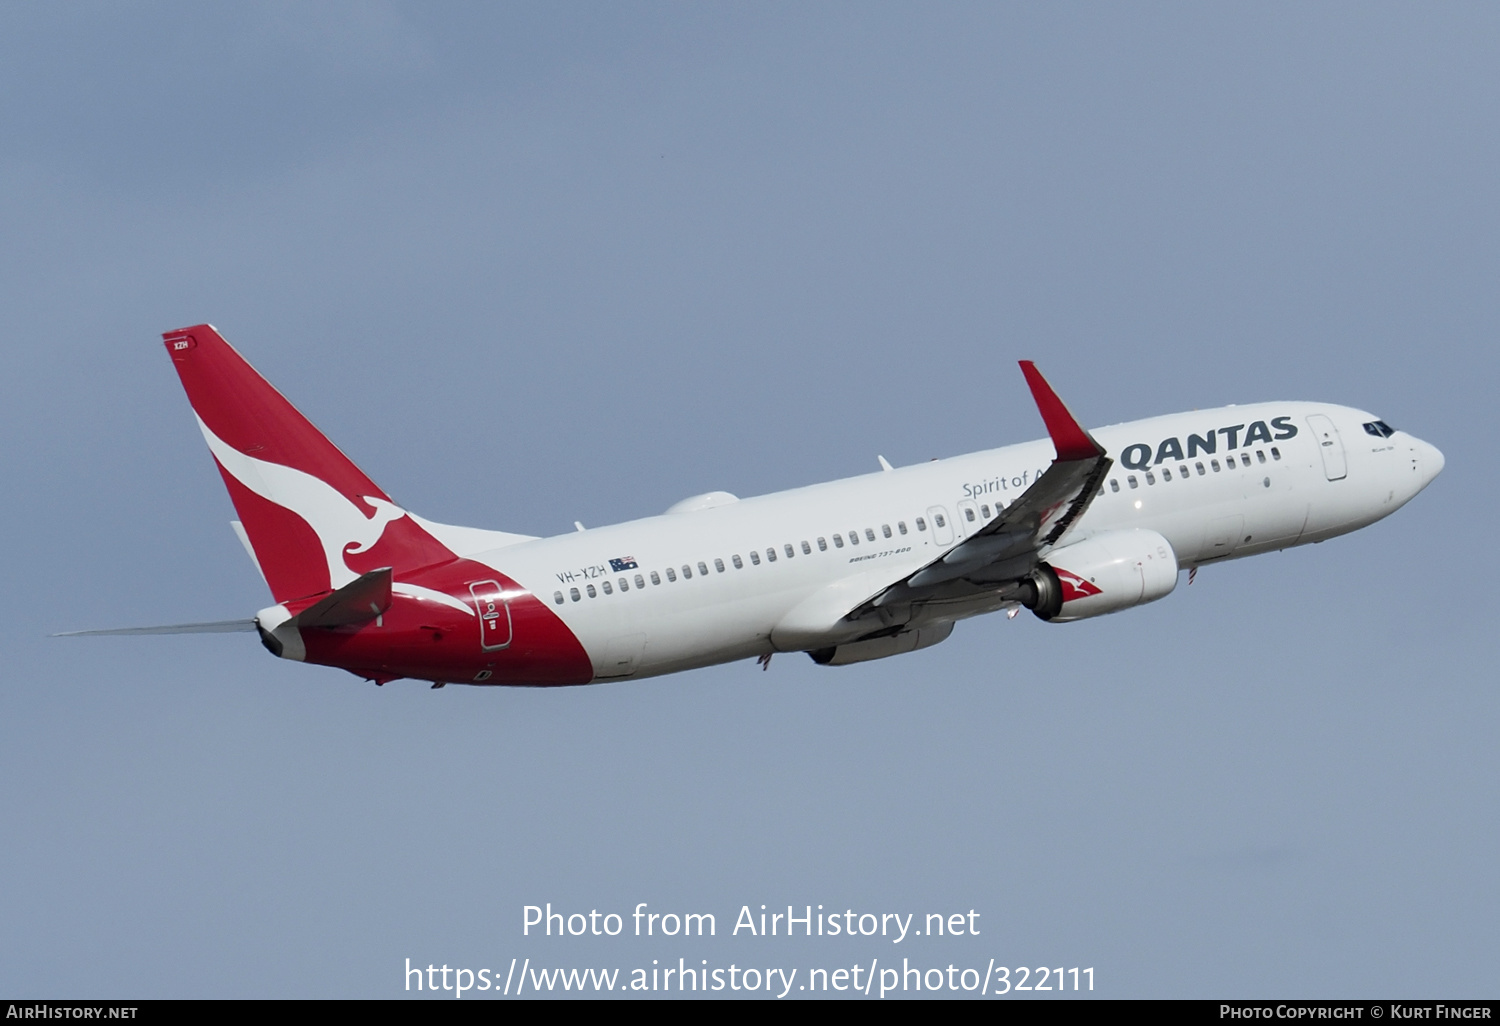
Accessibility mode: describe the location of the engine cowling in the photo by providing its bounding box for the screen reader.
[808,621,955,665]
[1019,529,1178,623]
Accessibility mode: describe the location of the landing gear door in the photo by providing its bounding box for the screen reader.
[1205,513,1244,561]
[1306,414,1348,481]
[468,580,512,651]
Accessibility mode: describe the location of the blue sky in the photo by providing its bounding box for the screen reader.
[1,3,1494,997]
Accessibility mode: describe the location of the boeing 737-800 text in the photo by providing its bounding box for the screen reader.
[64,324,1444,687]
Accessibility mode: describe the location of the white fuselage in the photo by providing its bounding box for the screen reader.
[458,402,1442,681]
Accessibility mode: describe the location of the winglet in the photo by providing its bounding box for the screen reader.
[1018,361,1104,461]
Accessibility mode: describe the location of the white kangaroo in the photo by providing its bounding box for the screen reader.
[197,415,408,590]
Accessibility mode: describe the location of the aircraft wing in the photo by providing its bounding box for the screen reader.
[853,361,1111,617]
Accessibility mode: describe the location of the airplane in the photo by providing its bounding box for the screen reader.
[62,324,1444,688]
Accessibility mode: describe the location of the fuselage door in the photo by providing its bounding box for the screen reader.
[928,506,955,546]
[468,580,513,651]
[1306,414,1348,481]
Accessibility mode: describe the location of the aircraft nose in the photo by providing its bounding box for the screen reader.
[1412,436,1444,489]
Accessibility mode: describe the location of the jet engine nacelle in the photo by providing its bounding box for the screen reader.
[1019,528,1178,623]
[808,621,955,666]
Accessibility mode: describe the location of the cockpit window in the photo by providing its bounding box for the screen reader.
[1363,420,1396,438]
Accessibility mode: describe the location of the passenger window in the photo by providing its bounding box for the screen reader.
[1145,471,1155,485]
[934,514,946,528]
[915,517,927,531]
[865,528,876,541]
[1110,479,1120,493]
[817,537,828,551]
[1257,450,1266,464]
[618,577,628,592]
[749,551,761,565]
[570,587,581,602]
[732,554,743,569]
[848,532,859,546]
[1128,476,1138,489]
[898,522,908,535]
[800,540,811,554]
[964,507,976,522]
[1162,468,1172,481]
[601,580,613,595]
[665,568,677,582]
[698,561,709,576]
[553,591,565,605]
[832,534,844,548]
[586,584,597,598]
[650,571,661,585]
[766,548,777,562]
[882,525,892,538]
[714,558,725,573]
[635,574,646,589]
[1195,462,1205,475]
[682,565,693,579]
[980,505,991,519]
[1271,447,1281,460]
[1178,464,1188,479]
[784,544,795,559]
[1226,456,1236,469]
[1211,459,1221,472]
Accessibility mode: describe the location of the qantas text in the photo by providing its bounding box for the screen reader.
[1117,417,1298,470]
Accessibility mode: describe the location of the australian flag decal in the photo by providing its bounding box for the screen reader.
[609,556,639,572]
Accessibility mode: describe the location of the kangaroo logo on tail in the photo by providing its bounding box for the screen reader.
[198,416,410,590]
[165,324,462,604]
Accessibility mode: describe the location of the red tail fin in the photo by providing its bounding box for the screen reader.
[163,325,455,604]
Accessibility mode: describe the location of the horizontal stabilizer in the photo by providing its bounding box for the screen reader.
[292,567,392,628]
[55,619,257,636]
[57,568,394,638]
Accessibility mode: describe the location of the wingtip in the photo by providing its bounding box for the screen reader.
[1018,361,1103,461]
